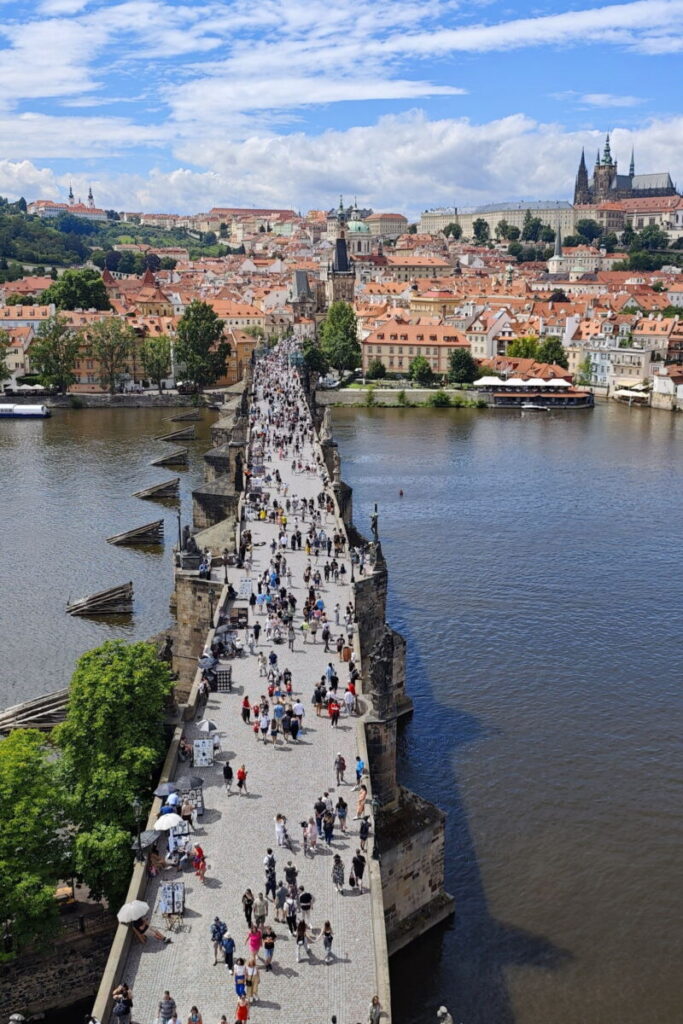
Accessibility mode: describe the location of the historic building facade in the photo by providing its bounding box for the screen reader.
[574,134,678,206]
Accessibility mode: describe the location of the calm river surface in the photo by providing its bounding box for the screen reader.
[332,403,683,1024]
[0,402,681,1024]
[0,407,216,706]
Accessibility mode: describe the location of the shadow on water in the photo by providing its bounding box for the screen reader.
[389,591,572,1024]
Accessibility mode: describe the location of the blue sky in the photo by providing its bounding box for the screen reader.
[0,0,680,214]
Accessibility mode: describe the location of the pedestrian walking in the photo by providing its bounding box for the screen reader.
[352,849,367,893]
[355,784,368,819]
[284,894,298,935]
[158,992,177,1024]
[235,996,249,1024]
[253,893,268,928]
[322,810,335,845]
[287,624,295,651]
[261,925,276,972]
[295,919,313,961]
[274,880,288,921]
[306,816,318,855]
[237,764,248,794]
[245,926,262,959]
[245,958,260,1004]
[210,916,227,964]
[223,760,233,794]
[321,920,334,964]
[222,931,236,973]
[332,854,345,894]
[187,1006,202,1024]
[359,815,371,851]
[241,696,251,724]
[242,888,254,927]
[234,959,247,998]
[298,886,313,923]
[334,752,346,785]
[354,755,365,789]
[336,795,348,834]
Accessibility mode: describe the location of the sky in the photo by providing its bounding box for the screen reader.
[0,0,681,216]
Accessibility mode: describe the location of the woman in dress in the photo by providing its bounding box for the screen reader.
[332,854,344,895]
[355,784,368,819]
[245,925,262,959]
[245,958,260,1004]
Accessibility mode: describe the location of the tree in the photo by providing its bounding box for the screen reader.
[73,824,134,910]
[521,211,543,241]
[549,289,569,303]
[140,335,171,393]
[6,292,35,306]
[175,300,229,390]
[602,232,618,253]
[447,347,478,384]
[0,730,71,957]
[507,241,523,258]
[537,336,569,368]
[145,253,161,272]
[56,640,174,833]
[472,218,490,244]
[117,251,135,274]
[409,355,434,385]
[507,226,521,241]
[443,222,462,240]
[41,268,111,311]
[29,314,81,392]
[632,225,669,252]
[0,329,10,384]
[507,336,540,359]
[495,219,510,239]
[429,389,451,407]
[575,218,603,242]
[576,355,592,385]
[91,249,106,269]
[86,317,135,393]
[366,357,387,380]
[160,257,177,270]
[408,224,417,234]
[621,224,636,247]
[319,301,360,372]
[301,340,329,376]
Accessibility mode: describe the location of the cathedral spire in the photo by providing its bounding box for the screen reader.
[595,149,601,167]
[553,220,562,258]
[629,148,635,177]
[603,133,612,166]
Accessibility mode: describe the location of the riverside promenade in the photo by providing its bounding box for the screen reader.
[118,361,388,1024]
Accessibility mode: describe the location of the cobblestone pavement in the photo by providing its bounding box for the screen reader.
[123,409,379,1024]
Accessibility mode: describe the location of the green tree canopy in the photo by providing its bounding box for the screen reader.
[301,340,329,376]
[472,218,490,244]
[443,222,462,239]
[631,225,670,252]
[366,357,387,380]
[495,219,510,239]
[447,347,478,384]
[29,314,81,392]
[537,336,569,368]
[506,226,521,241]
[575,218,603,242]
[86,317,135,393]
[408,354,434,385]
[56,640,174,832]
[507,336,540,359]
[521,210,543,241]
[0,729,71,957]
[175,300,229,390]
[0,328,10,384]
[140,334,171,393]
[73,824,134,910]
[549,289,569,302]
[576,355,592,385]
[41,268,111,311]
[319,301,360,372]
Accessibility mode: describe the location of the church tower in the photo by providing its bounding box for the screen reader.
[573,148,590,204]
[68,183,75,206]
[326,198,355,306]
[87,186,94,209]
[593,134,617,201]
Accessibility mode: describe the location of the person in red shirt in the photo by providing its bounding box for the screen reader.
[235,995,249,1023]
[241,696,251,725]
[328,699,340,728]
[236,765,248,795]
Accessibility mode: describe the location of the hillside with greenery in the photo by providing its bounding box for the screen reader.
[0,196,244,281]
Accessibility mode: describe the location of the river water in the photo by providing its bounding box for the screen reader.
[0,403,681,1024]
[0,407,216,707]
[332,404,683,1024]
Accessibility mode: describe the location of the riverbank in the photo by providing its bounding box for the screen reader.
[316,386,487,408]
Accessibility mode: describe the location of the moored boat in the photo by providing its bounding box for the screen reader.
[0,403,51,418]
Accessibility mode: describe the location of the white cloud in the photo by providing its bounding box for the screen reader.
[580,92,645,106]
[3,113,682,217]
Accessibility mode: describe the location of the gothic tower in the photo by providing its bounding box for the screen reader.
[592,133,617,201]
[326,197,355,306]
[573,148,590,204]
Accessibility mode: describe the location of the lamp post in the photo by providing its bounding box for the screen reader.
[208,587,215,628]
[223,547,229,585]
[176,510,182,551]
[132,796,144,863]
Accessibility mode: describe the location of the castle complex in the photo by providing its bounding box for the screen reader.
[573,134,678,205]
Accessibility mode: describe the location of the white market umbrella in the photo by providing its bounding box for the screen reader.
[197,719,218,733]
[117,899,150,924]
[153,813,183,831]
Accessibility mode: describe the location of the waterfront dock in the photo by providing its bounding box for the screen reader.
[108,377,389,1024]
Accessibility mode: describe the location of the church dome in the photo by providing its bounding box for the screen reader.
[347,220,369,233]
